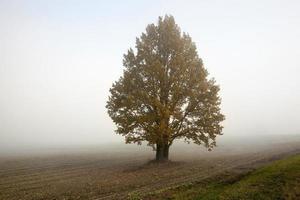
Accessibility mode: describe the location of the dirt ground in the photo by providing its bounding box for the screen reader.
[0,141,300,200]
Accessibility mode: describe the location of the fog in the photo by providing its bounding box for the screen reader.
[1,0,300,154]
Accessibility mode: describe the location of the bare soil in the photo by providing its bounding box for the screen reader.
[0,141,299,200]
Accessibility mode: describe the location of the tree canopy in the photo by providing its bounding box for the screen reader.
[106,15,225,161]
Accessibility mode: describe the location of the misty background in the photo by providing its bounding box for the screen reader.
[1,0,300,154]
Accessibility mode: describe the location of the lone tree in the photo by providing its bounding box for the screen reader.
[107,15,225,161]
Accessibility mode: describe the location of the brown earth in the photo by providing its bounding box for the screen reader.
[0,141,300,200]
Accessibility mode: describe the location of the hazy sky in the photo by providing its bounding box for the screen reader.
[1,0,300,150]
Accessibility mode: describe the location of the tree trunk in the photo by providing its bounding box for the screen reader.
[155,143,169,161]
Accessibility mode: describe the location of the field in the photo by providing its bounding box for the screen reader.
[0,139,300,200]
[146,153,300,200]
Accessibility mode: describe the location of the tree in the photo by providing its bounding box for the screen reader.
[106,15,225,162]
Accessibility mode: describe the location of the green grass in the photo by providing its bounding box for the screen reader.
[145,154,300,200]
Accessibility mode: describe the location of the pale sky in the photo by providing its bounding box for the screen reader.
[1,0,300,151]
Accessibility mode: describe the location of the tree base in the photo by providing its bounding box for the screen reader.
[155,144,169,162]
